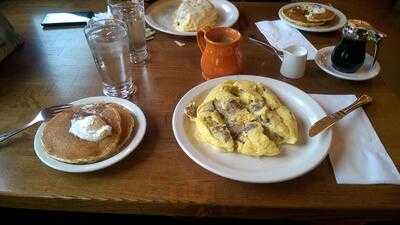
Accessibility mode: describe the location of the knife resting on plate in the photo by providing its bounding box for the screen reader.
[309,94,373,137]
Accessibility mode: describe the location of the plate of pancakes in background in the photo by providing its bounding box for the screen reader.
[34,96,146,173]
[278,2,347,32]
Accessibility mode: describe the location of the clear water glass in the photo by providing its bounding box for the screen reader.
[108,0,148,64]
[84,19,135,98]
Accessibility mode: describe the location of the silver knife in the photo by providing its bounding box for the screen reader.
[309,94,373,137]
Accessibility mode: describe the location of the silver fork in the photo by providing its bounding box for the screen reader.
[0,104,72,143]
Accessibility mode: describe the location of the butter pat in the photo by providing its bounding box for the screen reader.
[310,5,326,14]
[306,4,326,14]
[69,115,112,142]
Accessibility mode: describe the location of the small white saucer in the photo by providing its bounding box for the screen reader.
[34,96,147,173]
[315,46,380,81]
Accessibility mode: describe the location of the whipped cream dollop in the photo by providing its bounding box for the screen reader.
[308,5,326,14]
[69,115,112,142]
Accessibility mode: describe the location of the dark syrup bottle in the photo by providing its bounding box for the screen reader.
[331,20,385,74]
[331,37,366,73]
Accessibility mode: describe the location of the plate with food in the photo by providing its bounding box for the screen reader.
[34,96,146,173]
[278,2,347,32]
[145,0,239,36]
[172,75,332,183]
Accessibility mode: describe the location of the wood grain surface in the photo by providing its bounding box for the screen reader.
[0,0,399,220]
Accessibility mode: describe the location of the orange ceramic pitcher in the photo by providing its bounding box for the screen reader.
[197,26,242,80]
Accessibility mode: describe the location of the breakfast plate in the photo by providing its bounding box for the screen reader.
[315,46,380,81]
[145,0,239,36]
[278,2,347,32]
[172,75,332,183]
[34,96,147,173]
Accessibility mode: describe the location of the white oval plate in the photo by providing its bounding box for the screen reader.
[172,75,332,183]
[278,2,347,33]
[34,96,147,173]
[315,46,380,81]
[145,0,239,36]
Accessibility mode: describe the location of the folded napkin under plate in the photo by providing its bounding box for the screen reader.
[256,20,317,60]
[311,94,400,185]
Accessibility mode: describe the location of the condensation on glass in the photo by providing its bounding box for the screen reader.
[84,19,136,98]
[108,0,148,64]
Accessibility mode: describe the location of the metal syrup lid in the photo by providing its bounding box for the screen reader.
[343,19,386,42]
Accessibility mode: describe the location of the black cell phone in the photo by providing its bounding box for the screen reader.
[41,11,94,27]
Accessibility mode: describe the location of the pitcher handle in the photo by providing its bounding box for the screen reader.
[370,38,381,69]
[197,26,211,53]
[369,30,386,69]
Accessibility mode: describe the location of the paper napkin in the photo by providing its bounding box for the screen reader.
[255,20,317,60]
[311,94,400,184]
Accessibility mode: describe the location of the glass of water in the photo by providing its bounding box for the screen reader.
[84,19,135,98]
[108,0,148,64]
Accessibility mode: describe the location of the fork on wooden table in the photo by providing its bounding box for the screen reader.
[0,104,72,143]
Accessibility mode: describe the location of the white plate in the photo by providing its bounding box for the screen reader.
[34,96,147,173]
[145,0,239,36]
[172,75,332,183]
[278,2,347,32]
[315,46,380,81]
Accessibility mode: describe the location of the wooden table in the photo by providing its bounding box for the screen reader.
[0,0,399,222]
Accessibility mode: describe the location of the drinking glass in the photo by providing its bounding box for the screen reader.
[108,0,148,64]
[84,19,135,98]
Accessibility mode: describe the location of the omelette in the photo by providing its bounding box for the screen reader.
[185,80,298,157]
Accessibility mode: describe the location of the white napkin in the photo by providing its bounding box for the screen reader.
[92,11,113,21]
[311,94,400,184]
[255,20,317,60]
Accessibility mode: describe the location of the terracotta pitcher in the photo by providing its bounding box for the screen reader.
[197,26,242,80]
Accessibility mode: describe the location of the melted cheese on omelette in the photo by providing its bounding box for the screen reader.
[174,0,218,32]
[185,80,299,157]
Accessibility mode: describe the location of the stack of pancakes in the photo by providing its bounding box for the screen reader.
[42,103,135,164]
[282,3,336,27]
